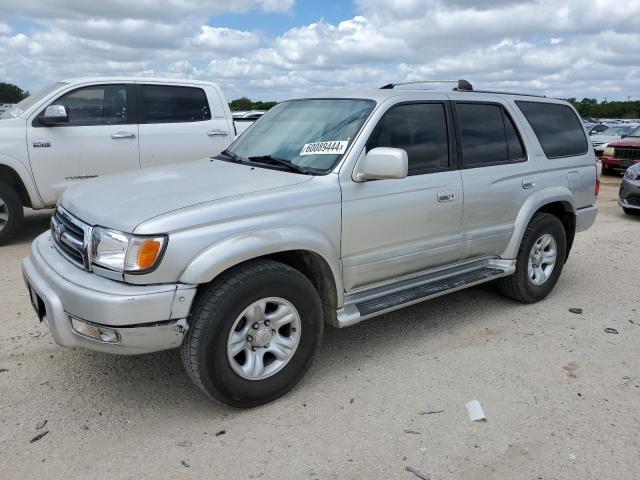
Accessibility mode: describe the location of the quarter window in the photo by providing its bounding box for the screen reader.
[367,103,450,174]
[456,103,526,167]
[140,85,211,123]
[47,84,129,127]
[515,101,588,158]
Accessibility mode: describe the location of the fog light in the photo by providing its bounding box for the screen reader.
[70,317,120,344]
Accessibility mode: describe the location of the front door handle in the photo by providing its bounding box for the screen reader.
[437,191,456,203]
[522,177,536,189]
[207,129,229,137]
[111,131,136,139]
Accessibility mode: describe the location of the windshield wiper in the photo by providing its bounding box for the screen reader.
[214,149,246,163]
[247,155,311,175]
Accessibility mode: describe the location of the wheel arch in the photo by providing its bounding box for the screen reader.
[179,227,344,320]
[0,155,43,209]
[502,188,577,260]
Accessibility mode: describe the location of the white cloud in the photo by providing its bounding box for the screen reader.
[1,0,640,101]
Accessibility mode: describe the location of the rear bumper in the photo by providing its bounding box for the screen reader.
[575,205,598,232]
[22,232,197,355]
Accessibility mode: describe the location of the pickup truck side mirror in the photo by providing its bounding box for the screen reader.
[355,147,408,182]
[40,105,69,126]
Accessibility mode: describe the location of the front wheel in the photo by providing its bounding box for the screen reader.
[181,260,324,408]
[498,212,567,303]
[0,182,24,245]
[601,164,615,176]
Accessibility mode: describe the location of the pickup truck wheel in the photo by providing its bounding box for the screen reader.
[181,260,323,408]
[0,182,24,244]
[498,212,566,303]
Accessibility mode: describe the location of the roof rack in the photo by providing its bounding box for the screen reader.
[380,78,546,98]
[380,79,472,90]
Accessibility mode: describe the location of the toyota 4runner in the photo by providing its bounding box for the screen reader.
[22,80,598,407]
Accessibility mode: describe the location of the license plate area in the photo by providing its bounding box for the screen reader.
[28,285,46,322]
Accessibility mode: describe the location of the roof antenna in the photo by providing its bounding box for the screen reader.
[455,79,473,91]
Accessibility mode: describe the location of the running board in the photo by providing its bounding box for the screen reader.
[334,260,514,328]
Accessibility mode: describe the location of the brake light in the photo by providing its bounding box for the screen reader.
[595,168,600,198]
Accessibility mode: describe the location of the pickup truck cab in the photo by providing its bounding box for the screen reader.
[22,80,598,407]
[0,77,242,242]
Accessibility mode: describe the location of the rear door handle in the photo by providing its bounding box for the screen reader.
[522,178,536,189]
[111,131,136,140]
[207,129,229,137]
[437,191,456,203]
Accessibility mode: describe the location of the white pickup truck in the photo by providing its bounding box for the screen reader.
[0,77,252,243]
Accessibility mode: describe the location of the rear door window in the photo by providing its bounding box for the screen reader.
[456,103,526,167]
[515,101,588,158]
[140,85,211,124]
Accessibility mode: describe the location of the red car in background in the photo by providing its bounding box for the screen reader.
[601,125,640,175]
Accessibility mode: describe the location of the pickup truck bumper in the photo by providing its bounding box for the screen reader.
[22,232,197,355]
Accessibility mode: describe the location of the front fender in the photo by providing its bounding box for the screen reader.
[0,153,44,208]
[500,186,576,259]
[179,226,344,306]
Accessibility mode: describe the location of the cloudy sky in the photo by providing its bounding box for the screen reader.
[1,0,639,101]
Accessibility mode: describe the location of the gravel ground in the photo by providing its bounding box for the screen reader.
[1,175,638,480]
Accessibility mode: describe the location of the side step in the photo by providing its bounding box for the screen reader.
[335,261,514,328]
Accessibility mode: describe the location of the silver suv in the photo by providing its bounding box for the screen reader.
[23,80,598,407]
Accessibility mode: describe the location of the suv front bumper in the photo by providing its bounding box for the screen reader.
[22,232,197,355]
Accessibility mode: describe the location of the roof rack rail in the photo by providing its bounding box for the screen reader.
[380,79,473,91]
[380,79,545,98]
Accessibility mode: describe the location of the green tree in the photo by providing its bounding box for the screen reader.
[229,97,277,111]
[0,82,29,103]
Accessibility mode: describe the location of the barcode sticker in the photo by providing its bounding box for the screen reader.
[300,140,349,156]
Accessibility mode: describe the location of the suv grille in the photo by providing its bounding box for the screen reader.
[50,206,92,270]
[615,147,640,161]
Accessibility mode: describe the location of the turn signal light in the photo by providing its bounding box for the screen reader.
[138,239,162,270]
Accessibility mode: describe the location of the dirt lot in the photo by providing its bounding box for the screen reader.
[1,175,638,480]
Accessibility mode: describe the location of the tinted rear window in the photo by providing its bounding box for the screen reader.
[140,85,211,123]
[516,101,588,158]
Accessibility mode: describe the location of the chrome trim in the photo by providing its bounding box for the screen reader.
[50,206,93,271]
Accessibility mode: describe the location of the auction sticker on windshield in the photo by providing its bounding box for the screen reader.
[300,140,349,156]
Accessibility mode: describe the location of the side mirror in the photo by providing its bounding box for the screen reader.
[40,105,69,126]
[355,147,408,182]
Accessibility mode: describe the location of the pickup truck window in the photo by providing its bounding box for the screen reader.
[366,103,449,174]
[228,99,375,173]
[515,101,588,158]
[456,103,526,167]
[140,85,211,124]
[39,84,130,127]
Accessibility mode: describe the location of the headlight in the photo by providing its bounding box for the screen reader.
[604,146,615,156]
[91,227,166,273]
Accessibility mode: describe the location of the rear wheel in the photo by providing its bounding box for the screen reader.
[498,212,567,303]
[181,259,324,408]
[0,182,24,245]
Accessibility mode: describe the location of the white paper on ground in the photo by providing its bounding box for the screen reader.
[466,400,486,421]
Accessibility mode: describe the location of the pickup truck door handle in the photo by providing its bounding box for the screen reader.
[207,129,229,137]
[111,132,136,140]
[522,177,536,189]
[437,191,456,203]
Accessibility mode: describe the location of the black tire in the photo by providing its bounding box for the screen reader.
[498,212,567,303]
[623,207,640,216]
[181,259,324,408]
[601,164,615,176]
[0,182,24,245]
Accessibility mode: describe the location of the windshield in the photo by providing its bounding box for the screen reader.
[627,125,640,137]
[600,126,623,136]
[0,82,67,119]
[227,99,376,173]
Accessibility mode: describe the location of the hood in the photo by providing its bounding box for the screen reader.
[591,134,621,144]
[606,136,640,148]
[60,158,312,232]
